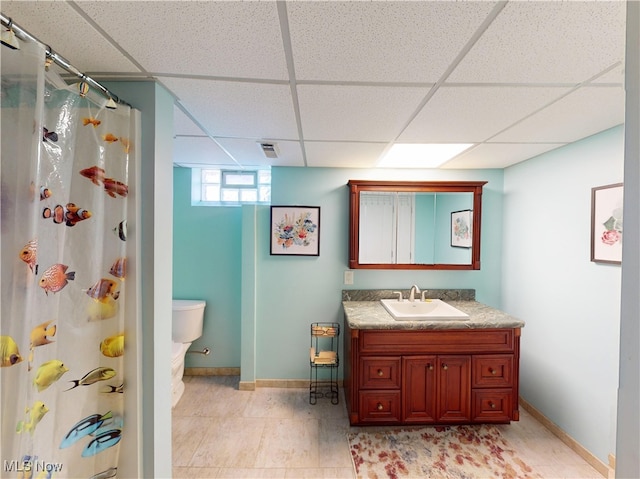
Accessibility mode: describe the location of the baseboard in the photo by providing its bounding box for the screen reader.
[240,379,341,390]
[608,453,616,479]
[519,397,610,478]
[184,367,240,376]
[238,381,255,391]
[256,378,344,388]
[184,369,343,390]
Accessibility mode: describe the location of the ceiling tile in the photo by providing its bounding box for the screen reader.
[174,106,206,136]
[76,1,288,79]
[298,84,429,142]
[449,1,626,84]
[5,1,628,170]
[591,65,625,84]
[287,1,496,82]
[492,86,625,143]
[173,137,237,167]
[2,0,140,73]
[216,138,304,168]
[160,77,298,139]
[304,142,388,168]
[445,143,566,169]
[398,85,571,143]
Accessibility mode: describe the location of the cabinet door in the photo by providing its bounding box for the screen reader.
[359,390,402,423]
[437,355,471,422]
[402,356,437,423]
[360,356,401,389]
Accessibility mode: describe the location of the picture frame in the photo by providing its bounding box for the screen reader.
[270,206,320,256]
[451,209,473,248]
[591,183,623,264]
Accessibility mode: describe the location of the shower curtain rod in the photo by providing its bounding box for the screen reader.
[1,14,130,107]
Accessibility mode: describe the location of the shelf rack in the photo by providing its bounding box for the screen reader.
[309,322,340,405]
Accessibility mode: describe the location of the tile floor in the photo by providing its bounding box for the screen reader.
[172,376,604,479]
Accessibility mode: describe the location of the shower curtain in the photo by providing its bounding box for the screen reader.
[1,40,137,479]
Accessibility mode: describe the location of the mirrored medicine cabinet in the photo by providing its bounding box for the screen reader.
[348,180,487,270]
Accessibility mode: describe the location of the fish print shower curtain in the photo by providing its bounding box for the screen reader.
[1,40,137,479]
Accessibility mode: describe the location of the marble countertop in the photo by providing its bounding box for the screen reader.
[342,300,525,330]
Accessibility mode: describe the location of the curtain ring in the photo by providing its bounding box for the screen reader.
[44,45,53,70]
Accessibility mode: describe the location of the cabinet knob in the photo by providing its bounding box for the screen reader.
[489,402,496,409]
[377,403,384,411]
[377,369,384,377]
[489,368,497,375]
[442,364,448,370]
[428,364,433,370]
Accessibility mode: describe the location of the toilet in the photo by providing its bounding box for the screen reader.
[172,299,206,408]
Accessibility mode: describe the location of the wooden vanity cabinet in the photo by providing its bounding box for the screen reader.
[344,326,521,426]
[403,355,471,423]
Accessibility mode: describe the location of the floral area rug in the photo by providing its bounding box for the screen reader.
[348,424,543,479]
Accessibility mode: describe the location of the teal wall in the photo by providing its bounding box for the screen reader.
[173,166,504,376]
[105,81,175,479]
[414,194,435,263]
[171,126,629,470]
[502,125,624,465]
[173,167,242,368]
[258,167,503,379]
[433,193,474,264]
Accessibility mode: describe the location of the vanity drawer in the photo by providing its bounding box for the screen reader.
[472,355,513,388]
[359,357,401,389]
[471,389,513,422]
[359,391,402,423]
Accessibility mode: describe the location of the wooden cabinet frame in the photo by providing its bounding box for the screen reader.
[344,326,521,426]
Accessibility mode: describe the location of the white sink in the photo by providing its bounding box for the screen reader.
[380,298,470,321]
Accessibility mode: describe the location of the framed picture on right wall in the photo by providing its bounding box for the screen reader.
[591,183,623,264]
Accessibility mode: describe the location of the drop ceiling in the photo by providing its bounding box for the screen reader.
[1,1,627,169]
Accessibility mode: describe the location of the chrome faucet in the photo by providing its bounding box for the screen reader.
[409,285,421,302]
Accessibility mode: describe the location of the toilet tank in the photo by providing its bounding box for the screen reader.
[172,300,206,343]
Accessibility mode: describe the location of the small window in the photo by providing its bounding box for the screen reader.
[192,167,271,206]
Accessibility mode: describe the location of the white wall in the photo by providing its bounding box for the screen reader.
[502,126,624,464]
[616,2,640,476]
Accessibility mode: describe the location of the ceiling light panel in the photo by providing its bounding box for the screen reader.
[379,144,473,169]
[287,1,496,83]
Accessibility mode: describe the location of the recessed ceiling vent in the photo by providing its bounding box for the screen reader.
[258,141,279,159]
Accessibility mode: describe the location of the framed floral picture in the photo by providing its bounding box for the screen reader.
[591,183,623,264]
[270,206,320,256]
[451,209,473,248]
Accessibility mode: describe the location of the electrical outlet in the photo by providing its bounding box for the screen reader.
[344,270,354,285]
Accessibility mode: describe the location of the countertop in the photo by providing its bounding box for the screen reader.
[342,300,525,330]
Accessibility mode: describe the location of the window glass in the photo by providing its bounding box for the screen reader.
[223,171,256,186]
[195,168,271,206]
[202,169,221,183]
[203,184,220,202]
